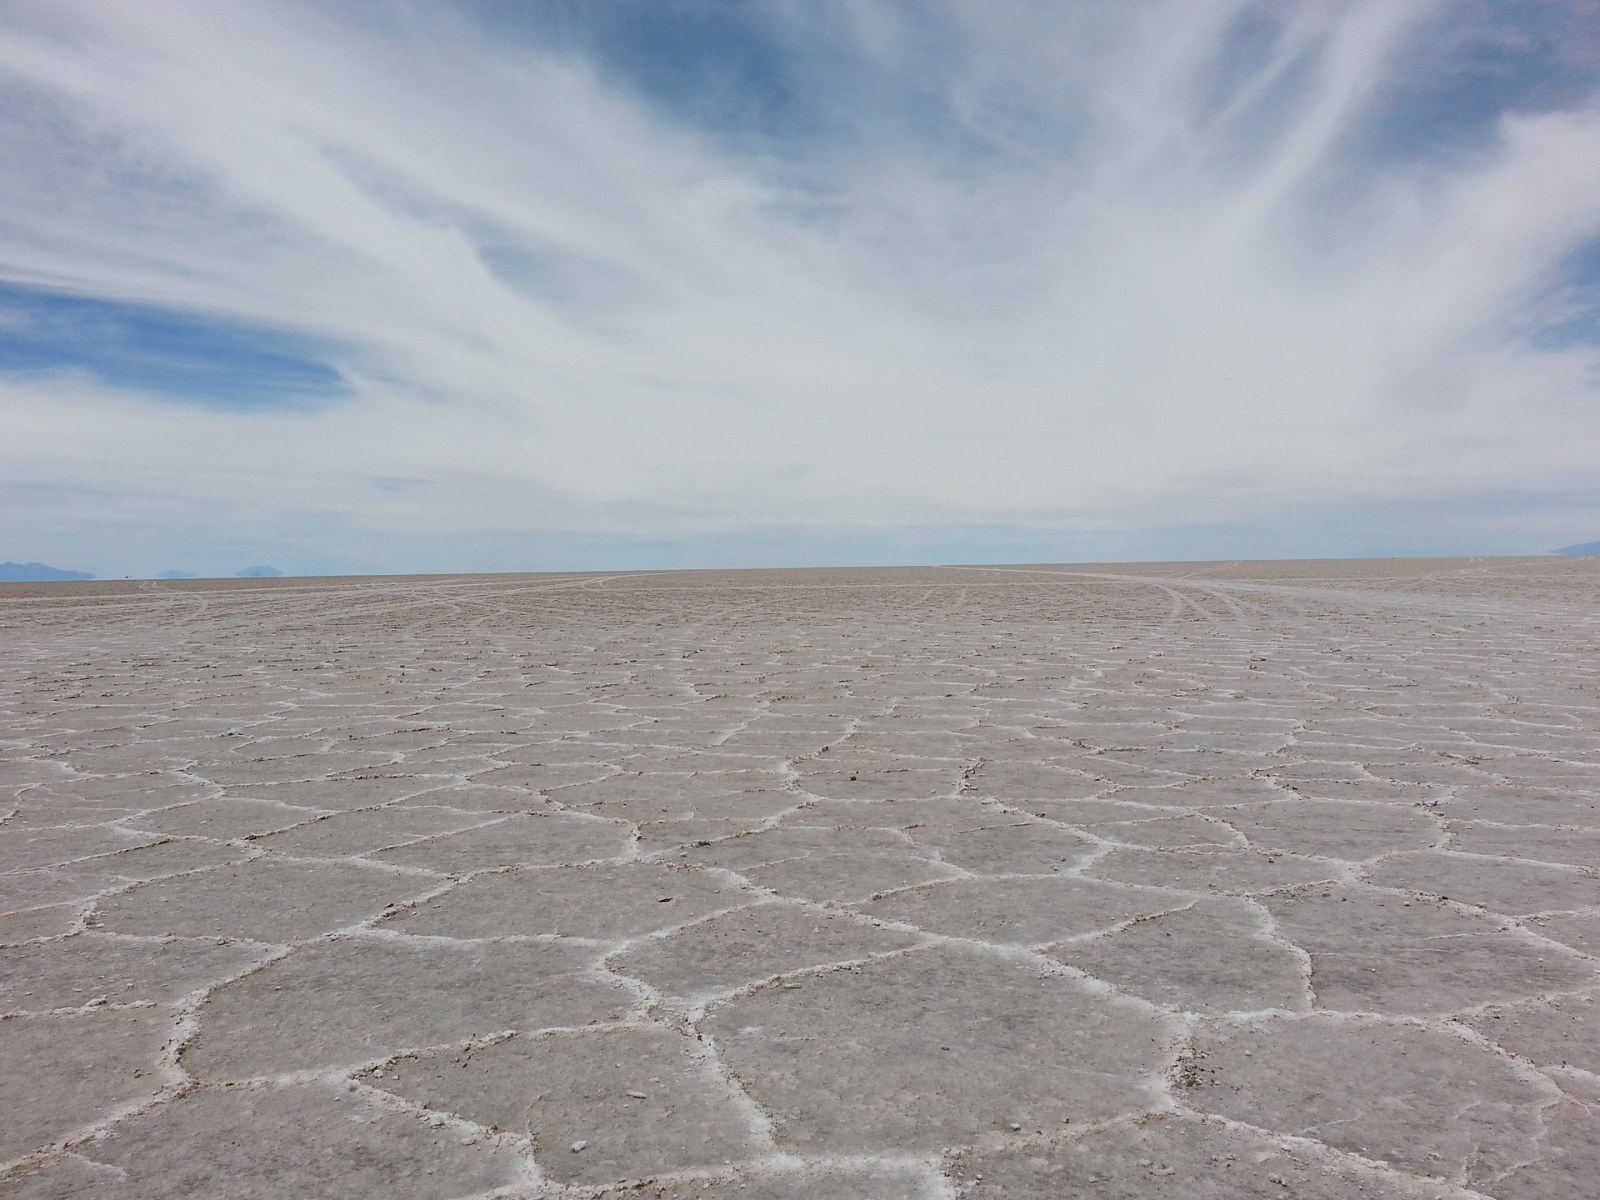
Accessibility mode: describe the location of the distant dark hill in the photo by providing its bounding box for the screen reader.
[0,561,95,581]
[1553,540,1600,555]
[235,565,284,578]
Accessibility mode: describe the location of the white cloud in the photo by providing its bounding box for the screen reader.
[1,0,1598,573]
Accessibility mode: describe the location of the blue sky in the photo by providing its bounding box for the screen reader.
[2,0,1599,577]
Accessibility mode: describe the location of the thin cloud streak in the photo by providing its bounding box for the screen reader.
[1,0,1598,574]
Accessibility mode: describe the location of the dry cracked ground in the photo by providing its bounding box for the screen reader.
[1,559,1597,1199]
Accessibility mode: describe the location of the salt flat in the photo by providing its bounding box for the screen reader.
[1,558,1597,1199]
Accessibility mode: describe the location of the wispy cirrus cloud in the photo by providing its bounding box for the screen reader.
[1,0,1598,575]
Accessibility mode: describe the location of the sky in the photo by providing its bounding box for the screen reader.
[2,0,1600,578]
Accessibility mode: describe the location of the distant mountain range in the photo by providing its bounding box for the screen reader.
[0,561,95,581]
[1553,541,1600,555]
[0,562,295,580]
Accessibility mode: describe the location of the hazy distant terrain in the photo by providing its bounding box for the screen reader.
[0,561,93,582]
